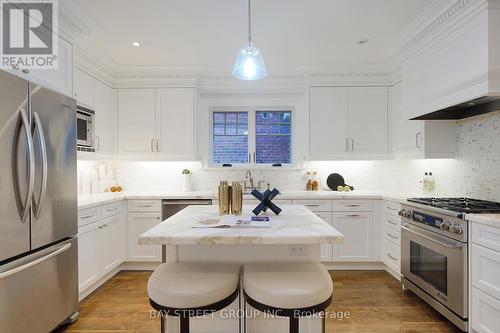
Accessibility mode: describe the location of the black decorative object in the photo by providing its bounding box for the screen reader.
[251,188,282,215]
[326,173,354,191]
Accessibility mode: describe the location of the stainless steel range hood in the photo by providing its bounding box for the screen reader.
[411,96,500,120]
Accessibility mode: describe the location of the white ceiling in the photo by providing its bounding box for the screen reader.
[71,0,437,70]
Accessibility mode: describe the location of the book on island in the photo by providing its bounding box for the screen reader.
[192,215,271,228]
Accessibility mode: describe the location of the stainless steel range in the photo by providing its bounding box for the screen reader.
[399,198,500,332]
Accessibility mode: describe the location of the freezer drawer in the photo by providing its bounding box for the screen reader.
[0,238,78,333]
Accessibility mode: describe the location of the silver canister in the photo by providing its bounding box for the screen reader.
[231,182,243,215]
[218,181,230,215]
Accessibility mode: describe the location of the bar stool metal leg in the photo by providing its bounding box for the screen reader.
[180,316,190,333]
[322,311,326,333]
[160,315,165,333]
[289,316,299,333]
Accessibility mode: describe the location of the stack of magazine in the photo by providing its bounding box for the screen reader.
[193,215,271,228]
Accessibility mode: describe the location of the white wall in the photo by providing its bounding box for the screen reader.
[78,110,500,201]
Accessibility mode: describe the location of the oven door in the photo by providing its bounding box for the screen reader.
[76,112,93,148]
[401,223,467,317]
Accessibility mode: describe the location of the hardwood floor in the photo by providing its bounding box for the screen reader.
[57,270,462,333]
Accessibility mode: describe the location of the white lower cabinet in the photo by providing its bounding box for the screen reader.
[127,200,162,262]
[470,222,500,333]
[78,207,126,293]
[127,212,162,261]
[471,288,500,333]
[100,214,126,275]
[332,212,373,261]
[78,222,101,292]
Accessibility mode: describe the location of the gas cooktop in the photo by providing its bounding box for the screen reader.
[407,197,500,214]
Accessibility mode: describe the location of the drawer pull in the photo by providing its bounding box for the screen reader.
[304,204,320,207]
[138,204,153,207]
[345,204,360,207]
[387,233,399,239]
[106,207,118,212]
[346,214,360,217]
[387,253,399,261]
[387,220,399,226]
[386,206,398,211]
[80,215,94,219]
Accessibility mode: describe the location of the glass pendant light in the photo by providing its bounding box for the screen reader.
[232,0,267,80]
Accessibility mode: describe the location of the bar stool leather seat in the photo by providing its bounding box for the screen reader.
[148,262,240,333]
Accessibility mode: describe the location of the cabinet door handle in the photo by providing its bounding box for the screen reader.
[106,207,118,212]
[150,139,154,152]
[416,132,422,149]
[387,233,399,239]
[138,204,153,208]
[351,138,354,152]
[345,138,349,152]
[253,152,256,163]
[156,139,160,152]
[387,253,398,261]
[80,215,94,219]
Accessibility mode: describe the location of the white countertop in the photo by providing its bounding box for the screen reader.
[138,205,345,245]
[466,214,500,227]
[78,190,408,209]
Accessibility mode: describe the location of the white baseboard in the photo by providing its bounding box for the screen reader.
[120,261,161,271]
[78,266,122,301]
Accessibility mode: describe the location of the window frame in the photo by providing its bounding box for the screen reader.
[209,106,295,168]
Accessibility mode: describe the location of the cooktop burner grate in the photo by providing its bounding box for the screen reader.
[407,197,500,214]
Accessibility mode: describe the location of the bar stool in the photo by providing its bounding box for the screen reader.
[147,262,240,333]
[243,262,333,333]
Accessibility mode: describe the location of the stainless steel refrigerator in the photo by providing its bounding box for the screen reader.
[0,70,78,332]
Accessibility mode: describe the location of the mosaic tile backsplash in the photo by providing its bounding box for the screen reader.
[78,111,500,201]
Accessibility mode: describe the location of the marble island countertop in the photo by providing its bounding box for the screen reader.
[139,205,345,245]
[78,190,409,209]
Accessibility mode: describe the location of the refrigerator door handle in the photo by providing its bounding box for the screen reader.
[32,112,48,219]
[13,108,35,222]
[0,243,71,280]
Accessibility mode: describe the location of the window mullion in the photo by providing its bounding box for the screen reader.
[248,109,256,165]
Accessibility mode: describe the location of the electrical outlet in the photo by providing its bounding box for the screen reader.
[288,246,307,256]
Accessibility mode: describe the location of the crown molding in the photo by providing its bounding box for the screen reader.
[395,0,485,59]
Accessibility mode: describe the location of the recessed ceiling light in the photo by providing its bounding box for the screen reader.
[132,41,141,47]
[357,38,370,45]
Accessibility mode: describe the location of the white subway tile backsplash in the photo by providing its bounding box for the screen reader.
[78,111,500,201]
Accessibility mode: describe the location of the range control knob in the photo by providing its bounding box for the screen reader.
[450,224,463,235]
[398,209,406,217]
[403,210,413,219]
[440,221,452,231]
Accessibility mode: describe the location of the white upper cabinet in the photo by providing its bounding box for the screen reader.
[5,36,73,97]
[117,89,156,157]
[94,81,116,155]
[117,88,196,160]
[309,87,349,159]
[390,81,457,159]
[348,87,388,156]
[156,88,195,160]
[309,86,388,159]
[73,67,95,108]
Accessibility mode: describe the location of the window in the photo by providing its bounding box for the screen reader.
[255,111,291,164]
[212,112,248,164]
[211,109,292,166]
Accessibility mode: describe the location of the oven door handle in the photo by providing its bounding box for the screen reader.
[401,225,465,249]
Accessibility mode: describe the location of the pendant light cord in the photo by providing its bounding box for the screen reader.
[248,0,252,45]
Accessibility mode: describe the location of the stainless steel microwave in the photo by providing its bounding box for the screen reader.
[76,105,95,152]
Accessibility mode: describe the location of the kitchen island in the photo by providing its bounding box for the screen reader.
[139,204,344,333]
